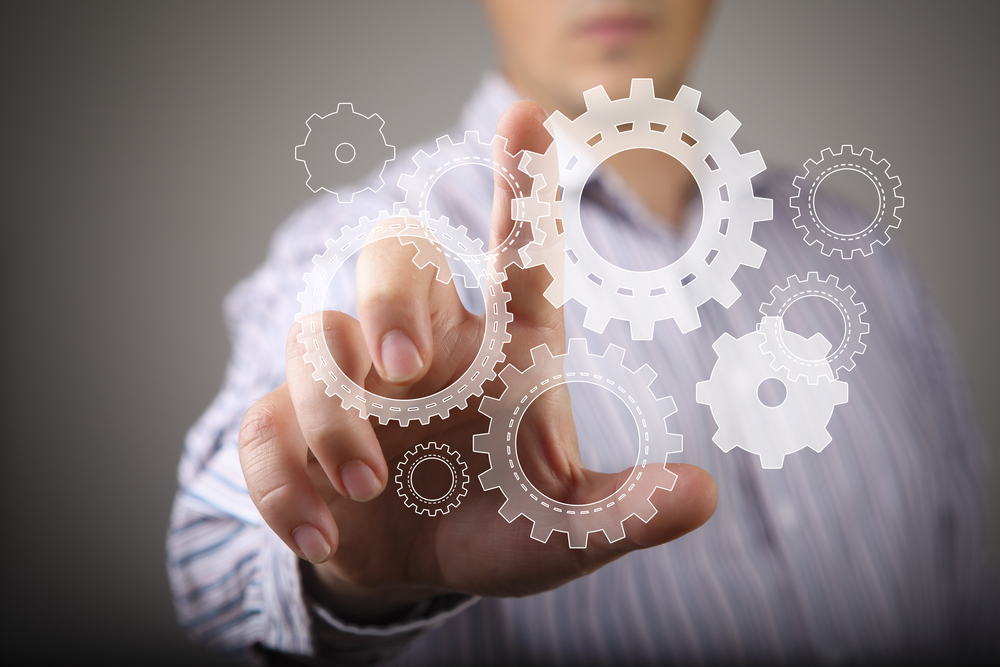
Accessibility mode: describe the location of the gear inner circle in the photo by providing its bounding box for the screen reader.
[773,291,851,366]
[508,375,651,514]
[407,454,457,504]
[810,165,884,239]
[297,213,512,425]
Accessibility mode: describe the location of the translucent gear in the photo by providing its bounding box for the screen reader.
[395,130,538,279]
[294,103,396,203]
[696,330,849,469]
[474,338,683,549]
[296,210,513,426]
[515,78,771,339]
[790,145,903,259]
[759,272,869,383]
[395,442,469,517]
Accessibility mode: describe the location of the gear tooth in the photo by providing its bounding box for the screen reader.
[750,196,774,223]
[712,430,738,452]
[804,158,819,171]
[478,465,506,492]
[582,84,612,110]
[530,342,556,367]
[336,102,354,115]
[821,147,836,161]
[566,527,589,549]
[463,130,481,146]
[860,147,874,161]
[695,380,712,405]
[635,363,658,388]
[664,432,683,456]
[629,317,656,341]
[497,499,522,523]
[543,110,572,138]
[604,344,626,366]
[602,521,627,543]
[713,280,742,308]
[712,332,737,353]
[565,337,589,357]
[758,451,786,469]
[629,78,656,100]
[530,521,556,544]
[582,307,613,334]
[658,395,678,419]
[833,380,850,405]
[673,84,702,110]
[672,306,702,334]
[792,175,805,189]
[435,134,455,152]
[497,363,523,388]
[741,149,767,178]
[713,109,742,139]
[369,112,386,130]
[294,144,305,160]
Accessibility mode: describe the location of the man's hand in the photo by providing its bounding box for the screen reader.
[237,101,718,617]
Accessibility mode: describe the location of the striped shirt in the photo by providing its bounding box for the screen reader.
[167,73,994,664]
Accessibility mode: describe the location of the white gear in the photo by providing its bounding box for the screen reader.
[515,79,771,339]
[294,103,395,203]
[474,338,682,549]
[395,131,537,279]
[395,442,468,517]
[696,330,849,469]
[790,145,903,259]
[759,272,868,383]
[296,210,513,426]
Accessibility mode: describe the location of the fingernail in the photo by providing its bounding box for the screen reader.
[292,525,331,563]
[340,460,383,501]
[380,330,423,382]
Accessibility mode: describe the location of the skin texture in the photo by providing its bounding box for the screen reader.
[238,0,718,622]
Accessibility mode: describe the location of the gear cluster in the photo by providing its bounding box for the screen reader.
[295,81,883,544]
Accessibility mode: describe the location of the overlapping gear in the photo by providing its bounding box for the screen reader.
[396,442,469,516]
[297,82,868,541]
[696,328,849,469]
[515,78,772,339]
[395,130,537,279]
[474,338,683,548]
[297,210,513,426]
[295,103,396,203]
[759,272,868,383]
[790,145,903,259]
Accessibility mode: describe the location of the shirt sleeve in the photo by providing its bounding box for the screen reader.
[165,195,476,662]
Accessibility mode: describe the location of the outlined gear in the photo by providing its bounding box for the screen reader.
[474,338,683,549]
[295,103,396,203]
[516,78,771,339]
[296,210,513,426]
[759,272,868,383]
[696,330,849,469]
[395,442,469,516]
[395,130,538,278]
[790,145,903,259]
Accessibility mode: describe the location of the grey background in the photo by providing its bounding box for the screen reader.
[2,1,997,664]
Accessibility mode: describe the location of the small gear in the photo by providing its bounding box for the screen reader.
[294,103,396,203]
[759,272,869,383]
[296,210,513,426]
[696,329,849,469]
[515,78,771,339]
[395,442,468,516]
[474,338,682,549]
[790,145,903,259]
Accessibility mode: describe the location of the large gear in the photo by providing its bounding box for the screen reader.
[395,442,469,517]
[758,272,868,383]
[696,330,849,469]
[296,210,513,426]
[790,145,903,259]
[515,78,771,339]
[294,103,396,203]
[395,130,538,279]
[474,338,682,549]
